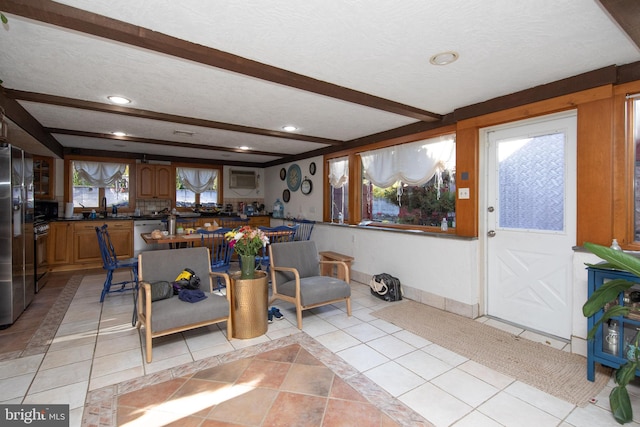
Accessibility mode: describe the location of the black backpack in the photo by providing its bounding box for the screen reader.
[369,273,402,302]
[172,268,201,294]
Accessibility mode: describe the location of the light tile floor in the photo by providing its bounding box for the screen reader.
[2,270,640,426]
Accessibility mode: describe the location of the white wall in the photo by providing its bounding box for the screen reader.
[265,156,323,220]
[222,165,265,200]
[312,224,480,309]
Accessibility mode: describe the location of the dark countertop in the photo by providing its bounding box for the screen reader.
[53,213,271,222]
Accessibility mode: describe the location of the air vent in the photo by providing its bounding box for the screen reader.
[229,170,256,189]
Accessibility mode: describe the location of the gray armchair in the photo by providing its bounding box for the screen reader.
[268,240,352,329]
[137,247,232,362]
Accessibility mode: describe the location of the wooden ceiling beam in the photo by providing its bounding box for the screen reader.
[0,0,442,122]
[598,0,640,50]
[9,90,342,146]
[0,88,64,157]
[46,128,286,157]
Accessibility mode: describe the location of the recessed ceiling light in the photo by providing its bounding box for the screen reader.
[112,131,127,137]
[107,95,131,105]
[239,146,250,150]
[282,125,297,132]
[429,51,459,66]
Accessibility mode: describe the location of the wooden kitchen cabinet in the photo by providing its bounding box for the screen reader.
[73,220,133,264]
[248,216,270,227]
[136,164,173,199]
[47,222,72,265]
[33,155,55,200]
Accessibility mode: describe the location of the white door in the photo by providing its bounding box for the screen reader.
[485,113,576,339]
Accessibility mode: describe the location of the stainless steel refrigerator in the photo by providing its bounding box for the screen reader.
[0,144,34,326]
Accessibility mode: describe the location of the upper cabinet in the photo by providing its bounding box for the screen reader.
[33,155,55,200]
[136,164,173,199]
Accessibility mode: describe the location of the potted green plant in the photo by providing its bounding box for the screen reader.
[583,241,640,424]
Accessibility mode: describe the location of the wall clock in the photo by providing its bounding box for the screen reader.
[301,178,312,195]
[282,189,291,203]
[309,162,316,175]
[287,164,302,191]
[280,168,286,181]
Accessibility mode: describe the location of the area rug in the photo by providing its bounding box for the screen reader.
[372,299,611,406]
[83,333,431,427]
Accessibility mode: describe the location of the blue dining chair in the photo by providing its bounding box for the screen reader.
[255,225,298,271]
[95,224,139,324]
[197,227,234,291]
[290,219,315,241]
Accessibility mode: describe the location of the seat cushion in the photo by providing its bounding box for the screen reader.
[149,292,229,332]
[277,276,351,307]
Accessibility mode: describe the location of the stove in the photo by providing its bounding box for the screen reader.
[34,200,58,292]
[34,218,50,238]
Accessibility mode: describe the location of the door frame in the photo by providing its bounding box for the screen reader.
[478,110,578,328]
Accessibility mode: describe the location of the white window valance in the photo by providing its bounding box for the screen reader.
[74,161,126,186]
[360,135,455,188]
[328,157,349,188]
[177,167,218,193]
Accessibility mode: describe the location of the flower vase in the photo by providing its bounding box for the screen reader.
[240,255,256,279]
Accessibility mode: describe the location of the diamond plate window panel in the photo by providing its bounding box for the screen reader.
[498,133,565,231]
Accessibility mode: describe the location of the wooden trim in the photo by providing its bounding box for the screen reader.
[576,96,614,247]
[454,127,479,237]
[457,86,611,130]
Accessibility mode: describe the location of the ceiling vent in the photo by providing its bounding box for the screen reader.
[229,169,256,189]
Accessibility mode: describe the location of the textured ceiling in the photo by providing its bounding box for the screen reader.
[0,0,639,163]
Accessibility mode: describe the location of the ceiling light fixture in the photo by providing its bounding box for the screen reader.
[282,125,298,132]
[429,51,459,66]
[112,131,127,137]
[239,146,250,150]
[174,130,195,136]
[107,95,131,105]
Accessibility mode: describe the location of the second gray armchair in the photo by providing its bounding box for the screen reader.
[268,240,352,329]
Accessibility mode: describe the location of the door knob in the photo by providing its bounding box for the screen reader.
[488,230,496,237]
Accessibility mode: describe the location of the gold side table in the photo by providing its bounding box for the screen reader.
[230,270,268,339]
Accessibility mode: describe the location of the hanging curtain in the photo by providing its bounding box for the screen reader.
[74,161,126,186]
[328,157,349,188]
[177,167,218,193]
[360,135,455,187]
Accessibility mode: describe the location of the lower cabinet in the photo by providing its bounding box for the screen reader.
[47,222,73,266]
[48,220,133,270]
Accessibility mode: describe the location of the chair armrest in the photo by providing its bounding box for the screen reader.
[209,272,231,301]
[319,260,350,283]
[137,281,153,324]
[271,265,302,293]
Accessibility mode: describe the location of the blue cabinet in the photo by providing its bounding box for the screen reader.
[587,265,640,381]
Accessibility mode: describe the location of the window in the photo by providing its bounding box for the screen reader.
[72,161,129,208]
[176,167,220,208]
[632,95,640,241]
[360,135,456,228]
[328,157,349,223]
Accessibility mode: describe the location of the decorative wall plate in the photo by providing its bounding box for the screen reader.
[280,168,286,180]
[309,162,316,175]
[287,164,302,191]
[282,189,291,203]
[301,178,312,195]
